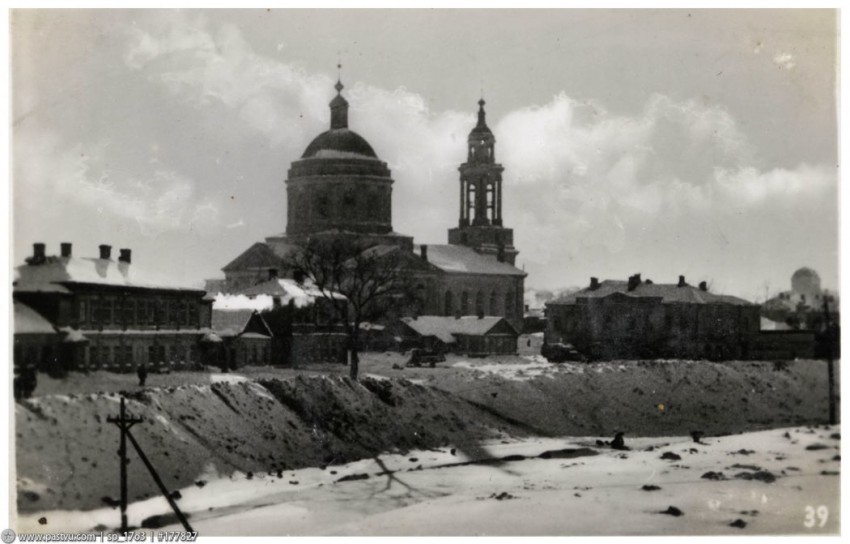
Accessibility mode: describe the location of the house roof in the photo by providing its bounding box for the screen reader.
[14,256,202,293]
[413,244,525,276]
[14,301,56,334]
[211,309,272,338]
[550,280,753,306]
[401,315,517,344]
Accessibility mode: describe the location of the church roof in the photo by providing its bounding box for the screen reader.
[222,242,290,273]
[414,244,525,276]
[301,128,378,159]
[550,279,753,306]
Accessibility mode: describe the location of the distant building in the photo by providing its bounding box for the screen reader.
[208,309,273,369]
[394,315,519,356]
[761,267,839,358]
[208,78,526,341]
[13,243,212,374]
[545,275,760,361]
[762,267,839,327]
[212,277,348,366]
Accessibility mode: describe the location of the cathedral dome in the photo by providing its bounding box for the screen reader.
[301,128,378,159]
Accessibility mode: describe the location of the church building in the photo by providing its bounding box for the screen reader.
[208,78,526,331]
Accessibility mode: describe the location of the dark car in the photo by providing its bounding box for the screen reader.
[541,342,586,363]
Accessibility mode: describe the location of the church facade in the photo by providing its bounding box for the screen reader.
[209,79,525,331]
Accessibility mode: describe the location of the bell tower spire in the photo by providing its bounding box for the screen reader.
[448,99,518,265]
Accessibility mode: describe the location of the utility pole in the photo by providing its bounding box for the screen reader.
[107,397,143,533]
[823,296,837,425]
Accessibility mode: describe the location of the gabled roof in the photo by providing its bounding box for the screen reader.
[14,256,202,293]
[550,280,753,306]
[14,301,56,334]
[414,244,525,277]
[211,309,272,338]
[400,315,518,343]
[222,242,290,273]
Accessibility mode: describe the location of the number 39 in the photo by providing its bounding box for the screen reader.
[804,505,829,528]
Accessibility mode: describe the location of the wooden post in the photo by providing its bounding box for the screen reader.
[823,296,836,425]
[125,429,194,532]
[107,397,142,533]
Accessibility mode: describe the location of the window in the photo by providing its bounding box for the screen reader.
[444,291,454,315]
[475,291,484,315]
[489,291,498,315]
[505,291,514,317]
[462,291,470,314]
[78,301,87,324]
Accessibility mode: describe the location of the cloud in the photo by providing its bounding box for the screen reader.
[14,124,218,237]
[494,92,836,296]
[14,12,836,299]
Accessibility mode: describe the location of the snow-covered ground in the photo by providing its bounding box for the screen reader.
[16,425,840,536]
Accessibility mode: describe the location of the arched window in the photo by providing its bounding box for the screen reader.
[475,291,484,315]
[468,185,476,221]
[444,291,454,315]
[489,291,498,315]
[462,291,470,315]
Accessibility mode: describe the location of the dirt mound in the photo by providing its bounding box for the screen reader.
[431,359,836,437]
[15,377,524,513]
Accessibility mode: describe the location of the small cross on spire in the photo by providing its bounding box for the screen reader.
[335,57,344,94]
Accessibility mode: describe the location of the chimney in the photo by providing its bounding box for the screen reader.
[268,268,278,281]
[99,244,112,260]
[477,309,485,319]
[699,281,708,292]
[678,275,686,287]
[60,243,72,258]
[420,244,428,261]
[32,243,46,264]
[590,277,600,290]
[627,274,641,291]
[118,248,132,264]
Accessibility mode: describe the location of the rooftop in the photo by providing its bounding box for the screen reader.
[14,255,202,293]
[415,244,525,277]
[550,279,753,306]
[401,315,517,343]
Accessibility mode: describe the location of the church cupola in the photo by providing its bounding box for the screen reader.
[467,98,495,164]
[329,79,349,129]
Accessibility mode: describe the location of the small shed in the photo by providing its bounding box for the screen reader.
[397,315,518,356]
[210,309,274,369]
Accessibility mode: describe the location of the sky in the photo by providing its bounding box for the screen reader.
[10,9,839,301]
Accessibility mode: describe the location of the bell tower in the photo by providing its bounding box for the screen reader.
[448,99,518,265]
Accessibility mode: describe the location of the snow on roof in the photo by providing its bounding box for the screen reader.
[760,316,791,331]
[14,256,202,293]
[401,315,513,343]
[213,294,275,312]
[414,245,525,276]
[14,302,56,334]
[237,278,345,307]
[550,280,753,306]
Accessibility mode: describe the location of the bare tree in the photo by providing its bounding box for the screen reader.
[284,237,417,380]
